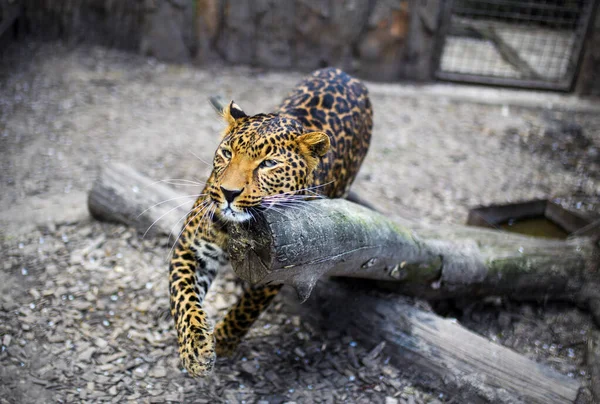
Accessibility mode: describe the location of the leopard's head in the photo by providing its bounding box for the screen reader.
[206,101,330,223]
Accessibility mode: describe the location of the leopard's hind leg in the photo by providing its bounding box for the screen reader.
[214,284,283,356]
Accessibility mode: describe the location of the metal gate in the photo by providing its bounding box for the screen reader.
[434,0,597,91]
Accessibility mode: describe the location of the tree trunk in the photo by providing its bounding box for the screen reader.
[227,199,598,305]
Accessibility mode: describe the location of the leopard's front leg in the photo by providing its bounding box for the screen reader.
[169,195,227,377]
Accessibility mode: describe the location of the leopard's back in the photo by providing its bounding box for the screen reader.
[278,68,373,198]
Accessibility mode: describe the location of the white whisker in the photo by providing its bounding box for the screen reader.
[190,203,216,250]
[166,200,213,262]
[259,201,294,220]
[188,150,212,167]
[143,178,206,190]
[209,204,217,224]
[137,194,205,218]
[159,180,206,187]
[143,198,200,239]
[167,199,209,246]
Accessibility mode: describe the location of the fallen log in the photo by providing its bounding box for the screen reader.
[87,162,591,403]
[291,279,581,404]
[227,199,598,305]
[86,162,376,237]
[88,162,195,237]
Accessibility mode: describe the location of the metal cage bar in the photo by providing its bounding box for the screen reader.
[434,0,596,91]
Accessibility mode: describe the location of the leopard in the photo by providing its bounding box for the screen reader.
[169,67,373,377]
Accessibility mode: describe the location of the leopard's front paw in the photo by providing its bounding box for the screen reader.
[179,327,216,377]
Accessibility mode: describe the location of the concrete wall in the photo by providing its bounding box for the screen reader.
[145,0,444,82]
[12,0,599,90]
[21,0,146,50]
[16,0,442,82]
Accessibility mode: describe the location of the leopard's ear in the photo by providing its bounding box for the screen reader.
[297,131,330,159]
[222,100,247,124]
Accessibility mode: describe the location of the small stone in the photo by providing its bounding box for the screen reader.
[135,300,151,312]
[240,361,256,375]
[71,300,92,310]
[498,312,512,328]
[29,289,41,299]
[364,341,386,362]
[3,335,12,347]
[94,338,108,349]
[133,364,150,378]
[70,253,84,265]
[78,347,96,362]
[149,365,167,378]
[382,365,398,378]
[385,397,398,404]
[46,264,59,275]
[98,352,127,364]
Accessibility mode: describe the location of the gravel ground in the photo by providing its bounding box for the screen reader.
[0,41,599,403]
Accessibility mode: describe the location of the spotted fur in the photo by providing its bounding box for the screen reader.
[169,68,373,377]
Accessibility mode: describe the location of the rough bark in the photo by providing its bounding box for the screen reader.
[87,162,193,237]
[227,198,598,304]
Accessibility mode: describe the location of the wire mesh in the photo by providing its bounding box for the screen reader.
[436,0,595,90]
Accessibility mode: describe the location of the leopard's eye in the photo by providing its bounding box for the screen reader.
[259,159,278,169]
[221,149,232,159]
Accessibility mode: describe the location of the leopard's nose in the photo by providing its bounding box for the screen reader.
[220,186,243,204]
